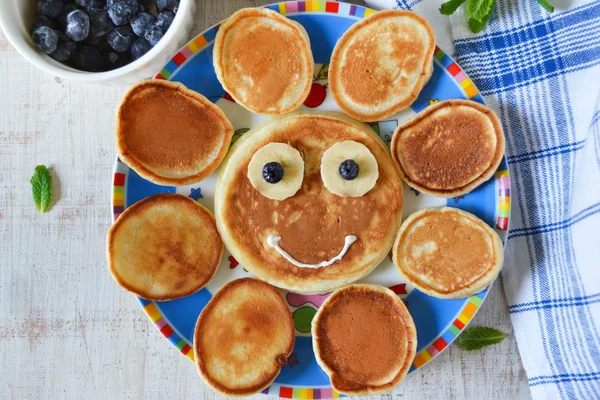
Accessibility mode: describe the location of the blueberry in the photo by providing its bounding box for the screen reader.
[32,26,59,54]
[37,0,65,18]
[338,159,360,181]
[130,12,155,36]
[105,51,129,70]
[75,0,100,6]
[50,32,76,61]
[130,38,152,60]
[155,11,174,32]
[107,0,139,25]
[107,26,134,52]
[85,0,107,10]
[66,10,90,41]
[83,33,104,46]
[75,45,104,71]
[144,24,163,46]
[89,8,113,37]
[59,3,79,26]
[30,14,56,33]
[156,0,178,12]
[262,162,284,184]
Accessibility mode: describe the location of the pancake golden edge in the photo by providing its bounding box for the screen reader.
[116,80,233,186]
[214,111,403,294]
[393,207,504,299]
[213,8,313,115]
[329,10,435,122]
[194,278,295,397]
[107,193,223,301]
[391,99,505,198]
[312,284,417,395]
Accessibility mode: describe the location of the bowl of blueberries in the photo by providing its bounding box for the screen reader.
[0,0,196,84]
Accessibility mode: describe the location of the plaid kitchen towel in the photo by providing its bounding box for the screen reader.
[365,0,600,398]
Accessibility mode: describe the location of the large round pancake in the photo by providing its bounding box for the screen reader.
[116,80,233,186]
[312,284,417,395]
[106,194,223,301]
[391,99,505,197]
[194,278,295,397]
[329,10,435,122]
[213,8,313,115]
[393,207,504,299]
[215,112,403,294]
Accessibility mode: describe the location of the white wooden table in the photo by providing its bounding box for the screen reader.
[0,1,532,399]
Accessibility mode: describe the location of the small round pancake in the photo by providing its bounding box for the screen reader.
[391,99,505,198]
[107,194,223,301]
[329,10,435,122]
[116,80,233,186]
[215,112,403,294]
[194,278,295,397]
[393,207,504,299]
[312,284,417,395]
[213,8,313,115]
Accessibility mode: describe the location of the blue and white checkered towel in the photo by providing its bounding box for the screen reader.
[365,0,600,398]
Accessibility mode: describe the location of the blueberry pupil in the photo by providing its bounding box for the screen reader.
[262,162,284,184]
[339,159,359,180]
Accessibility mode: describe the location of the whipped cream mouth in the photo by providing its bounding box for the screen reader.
[266,235,357,269]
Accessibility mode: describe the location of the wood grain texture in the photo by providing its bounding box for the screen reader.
[0,1,531,399]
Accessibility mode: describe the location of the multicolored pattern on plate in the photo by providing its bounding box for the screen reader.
[434,46,481,101]
[412,291,486,368]
[111,2,511,399]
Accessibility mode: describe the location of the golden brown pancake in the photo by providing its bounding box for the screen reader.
[106,194,223,301]
[194,278,295,397]
[393,207,504,299]
[116,80,233,186]
[391,99,505,197]
[213,8,313,115]
[215,112,403,294]
[329,10,435,122]
[312,284,417,395]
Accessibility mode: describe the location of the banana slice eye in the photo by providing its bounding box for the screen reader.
[248,142,305,200]
[321,140,379,197]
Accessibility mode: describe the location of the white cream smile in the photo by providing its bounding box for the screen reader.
[266,235,357,269]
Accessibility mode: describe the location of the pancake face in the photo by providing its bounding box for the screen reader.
[215,112,403,294]
[213,8,313,115]
[312,284,417,395]
[194,278,295,396]
[107,194,223,301]
[393,207,504,299]
[391,99,505,197]
[116,80,233,186]
[329,10,435,122]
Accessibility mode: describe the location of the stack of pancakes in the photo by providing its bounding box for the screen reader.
[107,7,506,398]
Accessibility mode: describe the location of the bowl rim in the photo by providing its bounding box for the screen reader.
[0,0,193,82]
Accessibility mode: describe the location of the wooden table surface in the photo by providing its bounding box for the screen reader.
[0,1,531,399]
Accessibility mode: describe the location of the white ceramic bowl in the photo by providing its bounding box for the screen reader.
[0,0,196,85]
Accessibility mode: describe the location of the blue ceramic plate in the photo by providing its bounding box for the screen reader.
[111,2,511,398]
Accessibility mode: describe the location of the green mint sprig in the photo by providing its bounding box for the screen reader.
[30,165,52,213]
[456,326,506,350]
[440,0,553,33]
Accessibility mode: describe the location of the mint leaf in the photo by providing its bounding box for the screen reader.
[30,165,52,213]
[536,0,554,12]
[467,0,496,33]
[456,326,506,350]
[440,0,467,15]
